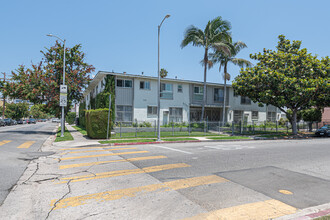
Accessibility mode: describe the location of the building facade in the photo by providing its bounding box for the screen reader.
[83,71,281,124]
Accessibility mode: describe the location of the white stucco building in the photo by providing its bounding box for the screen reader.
[83,71,281,124]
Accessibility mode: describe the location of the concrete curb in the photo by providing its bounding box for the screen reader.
[275,203,330,220]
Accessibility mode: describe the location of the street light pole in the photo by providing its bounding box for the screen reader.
[47,34,66,137]
[157,14,170,142]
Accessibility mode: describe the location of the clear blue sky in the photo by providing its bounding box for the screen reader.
[1,0,329,84]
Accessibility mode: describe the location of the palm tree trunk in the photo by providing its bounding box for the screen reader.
[201,48,208,121]
[222,62,227,127]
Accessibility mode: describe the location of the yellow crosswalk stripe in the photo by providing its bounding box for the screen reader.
[63,147,137,154]
[60,146,128,151]
[17,141,36,149]
[0,140,11,146]
[58,163,191,184]
[184,199,297,220]
[51,175,227,210]
[59,155,167,169]
[61,151,149,161]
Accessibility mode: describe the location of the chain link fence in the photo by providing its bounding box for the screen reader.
[112,120,321,138]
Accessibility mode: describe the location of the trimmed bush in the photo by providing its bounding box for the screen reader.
[85,108,112,139]
[66,112,76,125]
[79,102,86,128]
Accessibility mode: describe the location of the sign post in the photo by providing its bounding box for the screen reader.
[106,94,111,139]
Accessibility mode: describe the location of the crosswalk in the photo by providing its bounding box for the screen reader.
[50,144,300,219]
[0,140,36,149]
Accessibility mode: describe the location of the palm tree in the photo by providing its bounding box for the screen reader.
[181,16,231,121]
[210,40,252,126]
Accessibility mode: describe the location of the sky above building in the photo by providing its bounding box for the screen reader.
[1,0,329,84]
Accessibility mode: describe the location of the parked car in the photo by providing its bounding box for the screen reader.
[52,118,60,123]
[28,118,37,124]
[17,119,24,124]
[0,119,5,127]
[315,125,330,137]
[12,120,17,125]
[4,118,13,126]
[23,120,27,124]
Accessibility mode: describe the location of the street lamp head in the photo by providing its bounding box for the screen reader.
[165,14,170,19]
[46,34,53,37]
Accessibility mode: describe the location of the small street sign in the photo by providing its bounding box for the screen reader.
[60,95,67,107]
[60,85,67,94]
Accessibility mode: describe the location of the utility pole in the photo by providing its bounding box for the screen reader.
[2,72,5,119]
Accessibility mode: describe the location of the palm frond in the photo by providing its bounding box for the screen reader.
[230,58,253,68]
[200,59,214,69]
[181,26,204,48]
[233,41,248,55]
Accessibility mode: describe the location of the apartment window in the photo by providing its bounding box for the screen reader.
[116,105,133,122]
[194,86,203,101]
[252,111,258,120]
[233,110,243,122]
[267,112,276,122]
[169,107,183,122]
[117,79,132,88]
[160,83,173,99]
[241,96,251,105]
[147,106,157,116]
[178,85,183,93]
[214,88,224,102]
[140,81,150,90]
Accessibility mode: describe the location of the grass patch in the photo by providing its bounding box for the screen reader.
[314,216,330,220]
[113,131,225,139]
[162,138,198,141]
[55,126,74,142]
[72,125,87,136]
[207,136,251,140]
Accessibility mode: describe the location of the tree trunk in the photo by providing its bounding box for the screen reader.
[222,63,227,127]
[292,109,298,135]
[201,48,208,121]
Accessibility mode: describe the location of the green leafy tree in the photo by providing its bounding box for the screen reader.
[0,103,29,120]
[210,39,252,125]
[233,35,330,134]
[30,104,48,119]
[5,41,94,117]
[181,16,232,120]
[301,108,322,122]
[160,68,168,78]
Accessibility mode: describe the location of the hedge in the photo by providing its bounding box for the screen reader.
[66,112,76,125]
[85,108,112,139]
[79,102,86,128]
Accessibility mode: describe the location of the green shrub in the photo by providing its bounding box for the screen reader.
[66,112,76,125]
[139,121,152,127]
[85,108,112,139]
[79,102,86,128]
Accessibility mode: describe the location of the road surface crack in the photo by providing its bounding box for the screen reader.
[45,179,72,220]
[22,162,39,185]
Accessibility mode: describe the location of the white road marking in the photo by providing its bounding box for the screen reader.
[204,144,255,151]
[150,145,193,154]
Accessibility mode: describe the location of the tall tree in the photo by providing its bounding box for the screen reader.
[181,16,232,120]
[233,35,330,134]
[0,103,29,120]
[5,41,94,117]
[210,40,252,126]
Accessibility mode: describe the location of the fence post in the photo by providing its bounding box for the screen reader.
[188,121,191,136]
[154,120,157,137]
[232,122,234,135]
[135,122,137,137]
[276,120,278,133]
[172,123,174,136]
[120,122,122,138]
[218,121,221,135]
[204,121,206,136]
[252,120,255,135]
[240,121,242,134]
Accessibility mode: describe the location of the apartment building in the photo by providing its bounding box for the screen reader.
[83,71,281,124]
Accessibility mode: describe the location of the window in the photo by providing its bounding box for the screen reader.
[140,81,150,90]
[193,86,203,101]
[214,88,224,102]
[147,106,157,116]
[241,96,251,105]
[169,107,183,122]
[252,111,258,120]
[116,105,133,122]
[267,112,276,122]
[233,110,243,122]
[160,83,173,99]
[117,79,132,88]
[178,85,183,93]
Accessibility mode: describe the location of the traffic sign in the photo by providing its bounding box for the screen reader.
[60,85,67,94]
[60,95,67,107]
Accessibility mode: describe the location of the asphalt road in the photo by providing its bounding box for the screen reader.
[0,121,56,205]
[1,131,330,219]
